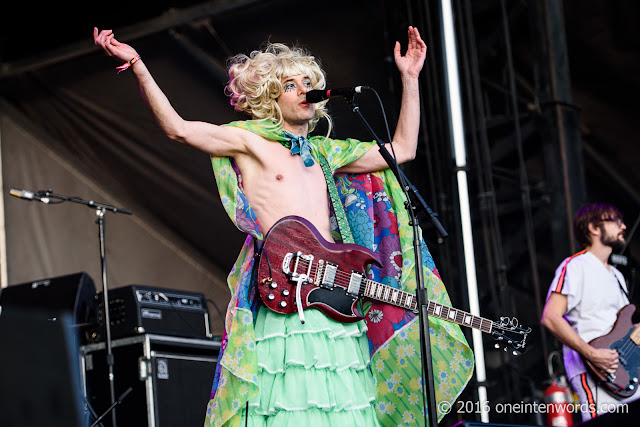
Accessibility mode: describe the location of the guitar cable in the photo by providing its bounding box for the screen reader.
[255,237,273,280]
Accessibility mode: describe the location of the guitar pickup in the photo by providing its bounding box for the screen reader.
[320,262,338,289]
[618,352,628,367]
[347,271,364,296]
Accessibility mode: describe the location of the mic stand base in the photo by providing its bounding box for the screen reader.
[90,387,133,427]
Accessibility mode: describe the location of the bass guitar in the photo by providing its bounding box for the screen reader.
[257,215,530,352]
[584,304,640,398]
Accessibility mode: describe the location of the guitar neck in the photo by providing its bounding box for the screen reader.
[631,325,640,345]
[363,280,493,334]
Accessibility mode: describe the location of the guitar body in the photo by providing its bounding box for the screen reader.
[257,216,381,323]
[585,304,640,398]
[254,216,531,353]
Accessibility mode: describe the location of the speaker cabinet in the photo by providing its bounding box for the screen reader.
[81,334,220,427]
[0,312,85,427]
[0,272,96,328]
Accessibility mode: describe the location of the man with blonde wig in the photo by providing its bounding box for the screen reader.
[94,26,473,426]
[225,43,332,135]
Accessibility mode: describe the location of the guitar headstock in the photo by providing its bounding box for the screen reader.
[491,317,531,354]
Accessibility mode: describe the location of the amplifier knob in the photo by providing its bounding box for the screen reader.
[267,294,275,301]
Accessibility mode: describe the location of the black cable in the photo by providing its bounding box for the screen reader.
[364,87,397,161]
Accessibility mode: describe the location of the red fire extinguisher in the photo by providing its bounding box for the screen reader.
[544,378,574,426]
[544,351,574,426]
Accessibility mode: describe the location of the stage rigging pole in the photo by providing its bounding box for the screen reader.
[436,0,489,422]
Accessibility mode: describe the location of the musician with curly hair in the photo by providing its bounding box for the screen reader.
[94,26,473,426]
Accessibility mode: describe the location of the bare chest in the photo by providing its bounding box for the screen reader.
[235,138,333,238]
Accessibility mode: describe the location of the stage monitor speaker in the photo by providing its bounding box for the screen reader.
[458,421,538,427]
[0,272,96,332]
[577,398,640,425]
[0,311,85,427]
[459,423,540,426]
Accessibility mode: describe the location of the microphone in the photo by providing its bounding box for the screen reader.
[305,86,368,103]
[9,188,50,204]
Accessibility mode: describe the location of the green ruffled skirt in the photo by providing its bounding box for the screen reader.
[242,305,379,426]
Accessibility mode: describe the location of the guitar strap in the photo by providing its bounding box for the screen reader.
[315,154,355,244]
[614,274,630,301]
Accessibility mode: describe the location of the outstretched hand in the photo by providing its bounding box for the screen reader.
[394,26,427,79]
[93,27,138,63]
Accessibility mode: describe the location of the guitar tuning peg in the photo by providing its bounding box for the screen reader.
[512,351,518,356]
[494,343,500,349]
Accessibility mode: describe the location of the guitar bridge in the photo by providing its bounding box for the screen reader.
[282,251,314,283]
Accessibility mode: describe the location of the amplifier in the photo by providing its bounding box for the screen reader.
[94,285,212,341]
[81,334,220,427]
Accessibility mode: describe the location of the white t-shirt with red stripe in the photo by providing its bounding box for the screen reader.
[547,250,629,380]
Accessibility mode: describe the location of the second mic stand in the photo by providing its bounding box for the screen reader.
[40,190,133,427]
[346,98,445,427]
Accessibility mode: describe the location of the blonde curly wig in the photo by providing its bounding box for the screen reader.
[225,43,331,134]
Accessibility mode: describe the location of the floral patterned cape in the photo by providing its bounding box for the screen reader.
[204,119,474,426]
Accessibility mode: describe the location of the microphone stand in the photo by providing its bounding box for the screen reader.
[39,189,133,427]
[346,98,445,427]
[90,387,133,427]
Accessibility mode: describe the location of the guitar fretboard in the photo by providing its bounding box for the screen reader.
[363,280,492,333]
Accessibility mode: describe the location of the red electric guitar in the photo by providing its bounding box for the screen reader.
[583,304,640,398]
[257,215,530,352]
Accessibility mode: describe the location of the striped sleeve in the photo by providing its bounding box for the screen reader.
[548,250,586,297]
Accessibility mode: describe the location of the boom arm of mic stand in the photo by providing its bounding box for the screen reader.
[347,102,447,239]
[398,169,448,240]
[40,189,133,215]
[348,98,439,427]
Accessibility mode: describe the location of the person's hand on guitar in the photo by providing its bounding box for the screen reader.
[587,346,619,375]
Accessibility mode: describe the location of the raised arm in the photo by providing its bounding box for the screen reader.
[93,28,247,157]
[338,26,427,173]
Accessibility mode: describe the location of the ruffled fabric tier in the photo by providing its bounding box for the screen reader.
[245,305,379,426]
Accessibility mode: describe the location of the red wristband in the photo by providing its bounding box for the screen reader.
[116,54,141,74]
